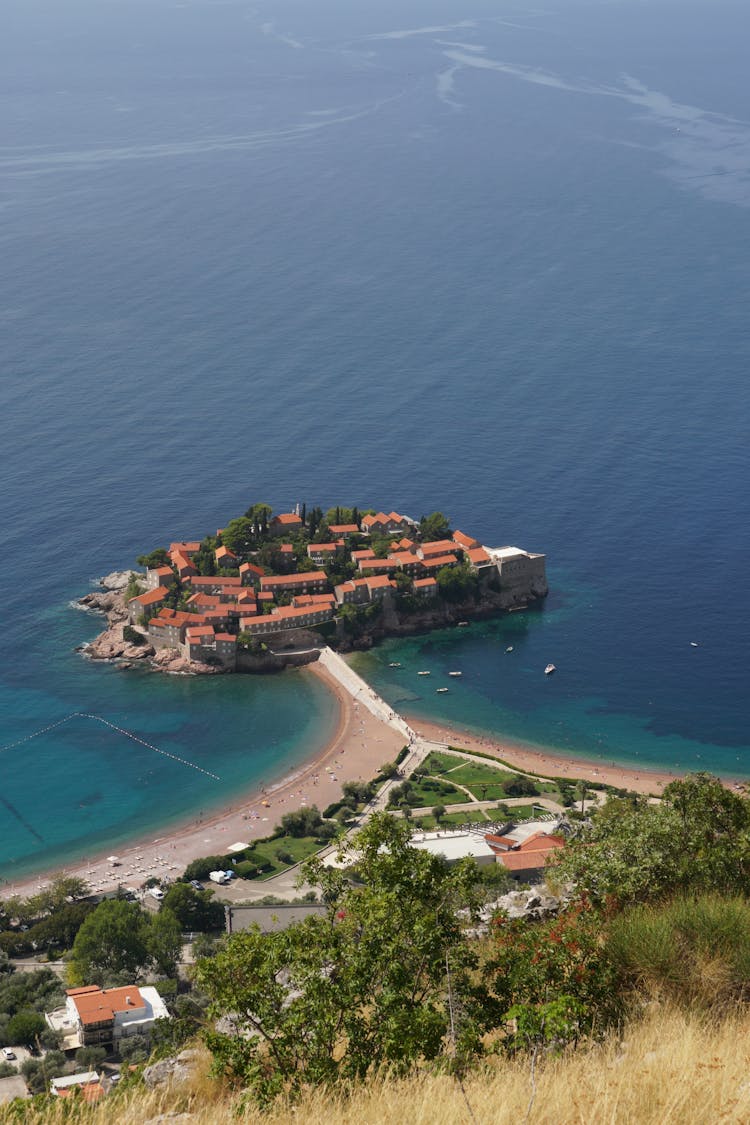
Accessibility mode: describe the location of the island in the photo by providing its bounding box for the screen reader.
[79,504,548,673]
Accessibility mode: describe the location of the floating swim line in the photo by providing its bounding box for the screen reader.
[0,712,220,781]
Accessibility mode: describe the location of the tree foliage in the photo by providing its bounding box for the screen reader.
[419,512,452,541]
[197,814,483,1105]
[69,899,181,985]
[161,884,225,932]
[549,773,750,906]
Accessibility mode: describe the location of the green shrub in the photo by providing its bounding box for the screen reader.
[235,861,260,880]
[606,893,750,1011]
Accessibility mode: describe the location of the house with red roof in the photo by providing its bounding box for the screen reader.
[47,985,170,1049]
[128,585,171,625]
[269,513,303,536]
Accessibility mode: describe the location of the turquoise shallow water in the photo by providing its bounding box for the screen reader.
[2,0,750,880]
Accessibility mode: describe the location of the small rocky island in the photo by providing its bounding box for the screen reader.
[79,504,547,674]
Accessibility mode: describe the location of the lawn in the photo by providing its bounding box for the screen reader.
[236,835,324,880]
[420,751,561,802]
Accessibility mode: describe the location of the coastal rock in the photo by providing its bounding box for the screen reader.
[150,648,223,675]
[142,1049,202,1090]
[84,623,154,662]
[99,569,141,591]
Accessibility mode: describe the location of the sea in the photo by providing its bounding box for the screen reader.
[2,0,750,882]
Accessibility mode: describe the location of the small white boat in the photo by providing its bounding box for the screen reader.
[388,662,402,667]
[505,645,514,653]
[436,687,449,694]
[689,642,699,648]
[457,621,469,627]
[448,671,462,677]
[417,671,431,676]
[544,663,556,675]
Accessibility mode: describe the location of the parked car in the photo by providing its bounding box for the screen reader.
[189,880,204,891]
[2,1048,16,1061]
[149,887,164,901]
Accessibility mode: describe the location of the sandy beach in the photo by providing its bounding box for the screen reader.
[2,662,405,901]
[404,715,702,797]
[2,661,720,902]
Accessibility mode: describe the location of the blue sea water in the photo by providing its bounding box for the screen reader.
[2,0,750,880]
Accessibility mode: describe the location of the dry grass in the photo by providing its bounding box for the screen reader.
[7,1006,750,1125]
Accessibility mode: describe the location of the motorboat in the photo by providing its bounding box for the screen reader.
[544,664,556,675]
[448,671,462,677]
[457,621,469,627]
[388,662,402,667]
[505,646,514,653]
[436,688,449,693]
[417,671,431,676]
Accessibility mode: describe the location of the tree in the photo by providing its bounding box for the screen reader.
[162,884,224,932]
[147,909,182,977]
[436,562,478,603]
[419,512,452,541]
[549,773,750,906]
[75,1046,107,1069]
[221,517,257,558]
[6,1010,45,1048]
[280,806,323,838]
[136,548,169,569]
[69,900,152,984]
[504,776,540,798]
[432,804,447,826]
[197,814,482,1106]
[21,1050,66,1094]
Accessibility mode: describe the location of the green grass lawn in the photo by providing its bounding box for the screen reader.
[237,835,324,880]
[414,809,489,830]
[420,751,562,804]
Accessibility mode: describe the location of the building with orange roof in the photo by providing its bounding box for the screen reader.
[351,548,376,562]
[145,565,175,590]
[452,530,480,550]
[361,511,411,535]
[417,539,459,559]
[467,546,492,568]
[215,545,238,568]
[239,561,265,583]
[240,604,334,635]
[168,541,201,557]
[413,576,438,596]
[328,523,360,536]
[357,557,398,575]
[259,571,328,594]
[269,513,303,536]
[307,542,343,564]
[417,553,459,572]
[47,985,170,1049]
[127,585,171,625]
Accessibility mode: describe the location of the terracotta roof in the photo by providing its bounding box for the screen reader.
[57,1084,105,1103]
[187,576,242,587]
[452,530,479,549]
[388,552,421,566]
[468,547,491,564]
[68,985,145,1026]
[171,552,193,572]
[307,542,339,553]
[239,562,264,577]
[365,575,396,589]
[352,549,376,561]
[413,577,437,588]
[272,513,303,525]
[328,524,359,534]
[129,585,170,606]
[215,633,236,642]
[260,572,327,588]
[419,554,458,569]
[216,546,237,560]
[358,558,397,572]
[498,847,561,872]
[270,605,333,621]
[419,539,457,556]
[169,541,201,555]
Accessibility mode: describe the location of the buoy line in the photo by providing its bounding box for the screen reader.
[0,712,220,780]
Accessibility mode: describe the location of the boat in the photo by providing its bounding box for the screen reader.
[544,664,556,675]
[689,642,699,648]
[388,662,402,667]
[417,671,431,676]
[457,621,469,627]
[505,646,514,653]
[448,671,462,677]
[436,688,449,694]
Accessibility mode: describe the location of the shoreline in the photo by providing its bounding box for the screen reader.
[3,667,739,901]
[1,662,405,900]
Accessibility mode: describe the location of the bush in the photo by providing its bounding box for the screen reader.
[275,849,294,865]
[234,861,260,880]
[75,1046,106,1069]
[504,777,540,798]
[606,893,750,1011]
[280,807,323,838]
[183,856,228,882]
[123,625,146,645]
[0,1062,16,1078]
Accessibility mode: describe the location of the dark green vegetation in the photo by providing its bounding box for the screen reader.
[69,899,182,985]
[191,774,750,1108]
[0,877,94,957]
[0,969,64,1051]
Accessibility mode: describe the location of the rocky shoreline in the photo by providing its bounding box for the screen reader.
[77,571,223,675]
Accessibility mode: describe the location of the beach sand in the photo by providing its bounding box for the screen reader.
[2,663,405,900]
[405,715,689,796]
[2,664,714,901]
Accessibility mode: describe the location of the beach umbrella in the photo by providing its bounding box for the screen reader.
[107,856,121,865]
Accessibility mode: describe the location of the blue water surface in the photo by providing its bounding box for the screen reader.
[2,0,750,878]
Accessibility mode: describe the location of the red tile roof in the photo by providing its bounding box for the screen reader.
[352,548,376,561]
[130,585,170,606]
[68,985,144,1025]
[453,530,480,549]
[468,547,491,564]
[358,558,397,572]
[272,513,303,526]
[260,571,327,588]
[420,554,458,569]
[419,539,457,556]
[239,562,264,577]
[328,524,359,534]
[413,577,438,588]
